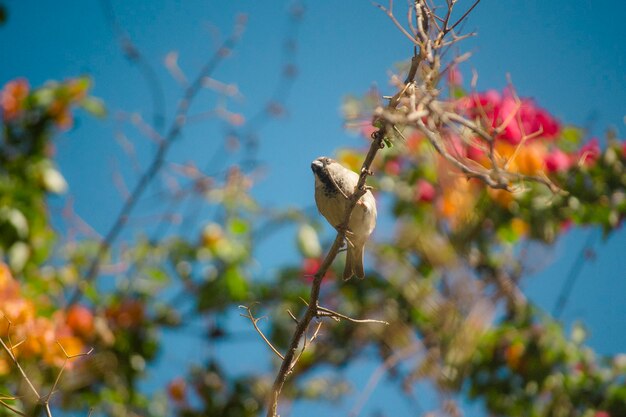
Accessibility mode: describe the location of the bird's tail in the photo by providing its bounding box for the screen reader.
[343,241,365,280]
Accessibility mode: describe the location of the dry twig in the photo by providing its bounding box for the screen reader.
[0,317,93,417]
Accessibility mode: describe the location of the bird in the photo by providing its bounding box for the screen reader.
[311,156,377,280]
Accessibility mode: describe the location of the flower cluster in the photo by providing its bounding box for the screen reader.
[0,263,88,372]
[0,77,103,130]
[0,78,29,121]
[341,87,626,245]
[460,89,560,145]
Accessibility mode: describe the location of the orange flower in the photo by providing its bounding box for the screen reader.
[15,316,56,358]
[66,78,90,101]
[106,299,145,329]
[0,358,10,376]
[440,177,479,228]
[66,304,95,337]
[337,150,362,172]
[494,142,547,175]
[488,188,514,209]
[167,377,187,403]
[0,78,29,121]
[48,99,73,130]
[43,335,85,368]
[510,218,529,236]
[0,262,21,298]
[505,341,525,370]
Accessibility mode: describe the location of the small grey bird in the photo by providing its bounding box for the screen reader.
[311,156,377,279]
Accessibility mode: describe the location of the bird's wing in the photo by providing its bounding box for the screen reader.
[327,170,350,200]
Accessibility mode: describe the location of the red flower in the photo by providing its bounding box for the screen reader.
[578,138,601,166]
[302,258,320,279]
[545,149,572,173]
[384,159,401,176]
[460,89,560,145]
[415,179,436,203]
[302,257,334,282]
[594,411,610,417]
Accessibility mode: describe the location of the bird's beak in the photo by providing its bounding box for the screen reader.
[311,159,324,173]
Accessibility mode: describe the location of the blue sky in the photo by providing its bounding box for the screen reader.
[2,0,626,415]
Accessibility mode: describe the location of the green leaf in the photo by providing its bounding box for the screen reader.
[224,266,247,301]
[227,218,249,235]
[496,223,519,243]
[80,96,107,118]
[147,267,169,283]
[557,126,583,152]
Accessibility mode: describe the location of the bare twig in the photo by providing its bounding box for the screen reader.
[315,305,389,325]
[374,1,419,45]
[0,397,28,417]
[0,320,40,400]
[98,0,166,131]
[0,317,93,417]
[239,305,284,360]
[448,0,480,32]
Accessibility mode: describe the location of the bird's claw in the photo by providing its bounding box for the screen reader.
[335,224,353,236]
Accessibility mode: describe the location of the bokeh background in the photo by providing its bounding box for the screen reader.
[1,0,625,415]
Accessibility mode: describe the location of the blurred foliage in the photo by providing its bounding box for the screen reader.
[1,46,625,417]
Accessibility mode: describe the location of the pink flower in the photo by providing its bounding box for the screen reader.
[459,89,560,145]
[415,179,436,203]
[384,159,401,176]
[301,258,334,282]
[466,143,486,162]
[360,123,377,139]
[578,138,601,166]
[594,411,610,417]
[544,149,572,173]
[560,219,573,232]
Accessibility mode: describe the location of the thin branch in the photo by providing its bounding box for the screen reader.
[45,343,94,404]
[315,305,389,325]
[0,321,40,399]
[374,1,420,45]
[239,305,284,360]
[0,398,28,417]
[448,0,481,32]
[98,0,166,130]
